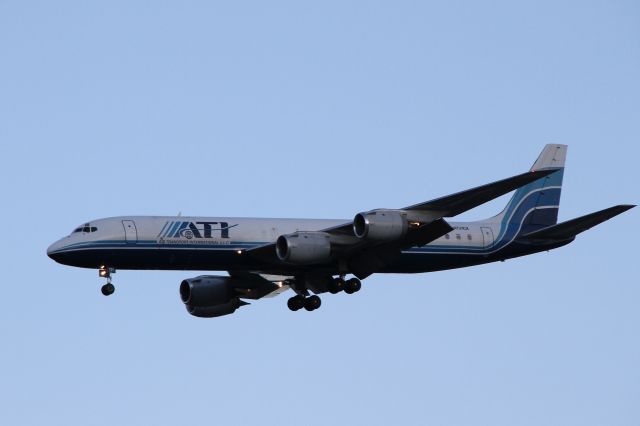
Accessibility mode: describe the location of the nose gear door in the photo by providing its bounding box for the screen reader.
[122,220,138,244]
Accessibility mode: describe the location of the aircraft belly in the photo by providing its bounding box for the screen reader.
[51,247,264,271]
[382,252,494,273]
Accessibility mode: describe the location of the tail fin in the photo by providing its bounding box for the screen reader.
[492,144,567,232]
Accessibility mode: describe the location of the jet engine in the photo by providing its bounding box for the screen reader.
[179,276,245,318]
[276,231,331,264]
[353,209,408,241]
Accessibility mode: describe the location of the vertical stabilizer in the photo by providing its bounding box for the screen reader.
[531,144,567,171]
[491,145,567,232]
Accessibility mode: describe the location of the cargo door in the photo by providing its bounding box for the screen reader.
[481,226,494,249]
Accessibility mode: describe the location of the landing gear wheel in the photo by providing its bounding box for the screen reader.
[328,277,344,294]
[287,295,306,311]
[101,283,115,296]
[304,295,322,311]
[344,278,361,294]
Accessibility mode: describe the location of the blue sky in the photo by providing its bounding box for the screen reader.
[1,1,638,425]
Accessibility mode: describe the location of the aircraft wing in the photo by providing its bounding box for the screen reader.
[322,168,559,237]
[403,169,561,216]
[247,168,560,278]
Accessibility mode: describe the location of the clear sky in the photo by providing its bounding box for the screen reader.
[1,1,638,425]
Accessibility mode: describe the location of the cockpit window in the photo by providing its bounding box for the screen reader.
[72,223,97,234]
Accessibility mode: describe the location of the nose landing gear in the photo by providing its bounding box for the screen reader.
[99,266,116,296]
[101,283,115,296]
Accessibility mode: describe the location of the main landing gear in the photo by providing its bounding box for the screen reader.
[99,266,116,296]
[287,276,362,312]
[287,294,321,312]
[329,277,361,294]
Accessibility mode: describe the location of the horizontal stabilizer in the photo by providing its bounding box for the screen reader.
[521,204,635,241]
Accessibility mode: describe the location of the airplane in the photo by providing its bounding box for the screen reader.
[47,145,634,318]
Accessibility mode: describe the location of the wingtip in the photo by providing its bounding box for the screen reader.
[605,204,636,216]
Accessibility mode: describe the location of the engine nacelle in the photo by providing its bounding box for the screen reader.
[353,209,408,241]
[276,232,331,264]
[185,300,242,318]
[179,276,243,318]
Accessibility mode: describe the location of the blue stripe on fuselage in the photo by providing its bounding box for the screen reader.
[52,184,564,261]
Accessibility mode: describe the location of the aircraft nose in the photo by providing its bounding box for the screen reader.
[47,238,66,261]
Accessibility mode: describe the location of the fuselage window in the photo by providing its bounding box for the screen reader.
[445,234,450,240]
[456,234,461,240]
[467,234,472,240]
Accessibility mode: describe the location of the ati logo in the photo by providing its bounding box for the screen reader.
[158,221,237,239]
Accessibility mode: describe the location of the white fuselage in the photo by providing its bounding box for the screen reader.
[47,215,504,275]
[48,216,495,256]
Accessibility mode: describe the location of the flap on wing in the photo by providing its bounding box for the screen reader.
[404,168,559,216]
[401,217,454,247]
[348,218,453,279]
[521,204,635,241]
[226,271,288,299]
